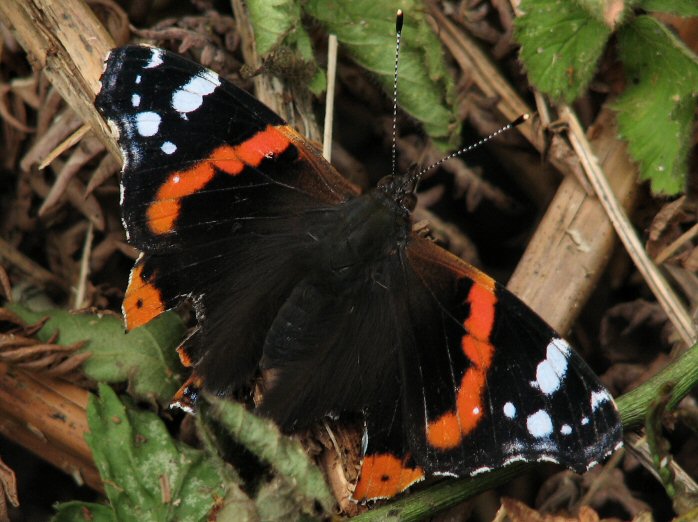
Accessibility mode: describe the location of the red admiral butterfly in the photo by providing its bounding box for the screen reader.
[95,31,622,501]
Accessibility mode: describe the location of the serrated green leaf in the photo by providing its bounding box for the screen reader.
[54,384,234,522]
[304,0,457,148]
[248,0,299,55]
[8,304,185,405]
[515,0,611,102]
[614,15,698,195]
[52,501,116,522]
[207,396,334,515]
[640,0,698,16]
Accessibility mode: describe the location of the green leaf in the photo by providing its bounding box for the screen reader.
[640,0,698,16]
[515,0,611,102]
[207,395,334,515]
[304,0,457,148]
[8,304,185,405]
[247,0,298,56]
[247,0,324,92]
[53,502,116,522]
[614,15,698,195]
[54,384,237,522]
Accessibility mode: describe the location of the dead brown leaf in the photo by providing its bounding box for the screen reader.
[0,454,19,522]
[500,496,622,522]
[600,299,672,363]
[0,309,89,379]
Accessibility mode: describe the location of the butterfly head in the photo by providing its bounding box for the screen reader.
[376,174,417,216]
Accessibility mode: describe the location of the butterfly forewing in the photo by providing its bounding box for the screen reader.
[96,45,358,385]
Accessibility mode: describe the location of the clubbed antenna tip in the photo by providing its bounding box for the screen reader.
[396,10,404,32]
[512,113,529,127]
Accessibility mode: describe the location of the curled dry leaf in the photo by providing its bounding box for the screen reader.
[88,0,130,46]
[600,300,672,363]
[500,496,621,522]
[536,468,650,520]
[130,10,239,74]
[0,309,89,380]
[647,197,698,267]
[0,454,19,522]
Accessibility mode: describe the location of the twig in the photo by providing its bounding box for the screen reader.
[655,222,698,265]
[0,0,119,158]
[0,268,12,303]
[73,221,94,310]
[578,447,624,506]
[37,123,91,169]
[625,433,698,497]
[323,34,337,162]
[560,105,697,346]
[508,108,638,333]
[426,1,578,180]
[0,237,68,291]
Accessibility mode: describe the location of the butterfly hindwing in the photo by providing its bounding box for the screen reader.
[352,238,622,499]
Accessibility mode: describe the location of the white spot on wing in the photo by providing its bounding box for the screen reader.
[503,402,516,419]
[591,389,612,411]
[560,424,572,435]
[533,337,570,395]
[131,94,141,107]
[144,48,163,68]
[135,112,161,137]
[551,337,571,356]
[161,141,177,155]
[171,72,221,116]
[526,410,553,438]
[135,74,142,84]
[581,416,589,425]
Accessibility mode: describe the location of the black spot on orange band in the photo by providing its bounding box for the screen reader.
[123,263,165,331]
[353,453,425,501]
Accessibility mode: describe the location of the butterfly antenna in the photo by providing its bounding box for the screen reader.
[408,113,530,186]
[391,10,404,177]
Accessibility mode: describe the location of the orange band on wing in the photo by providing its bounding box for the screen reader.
[146,126,291,235]
[427,283,497,450]
[123,264,165,331]
[464,284,496,342]
[353,453,425,501]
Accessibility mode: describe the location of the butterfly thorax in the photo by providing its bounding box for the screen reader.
[311,182,412,280]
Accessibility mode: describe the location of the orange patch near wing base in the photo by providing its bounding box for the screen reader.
[426,283,497,450]
[123,264,165,331]
[146,125,291,235]
[353,453,425,501]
